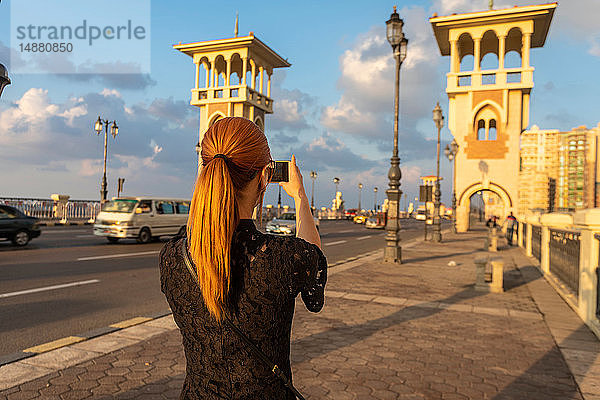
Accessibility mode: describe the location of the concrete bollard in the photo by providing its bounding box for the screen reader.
[490,260,504,293]
[488,227,498,252]
[475,257,489,291]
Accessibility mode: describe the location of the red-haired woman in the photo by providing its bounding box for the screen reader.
[159,117,326,399]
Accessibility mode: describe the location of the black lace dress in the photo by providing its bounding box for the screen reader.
[159,219,327,399]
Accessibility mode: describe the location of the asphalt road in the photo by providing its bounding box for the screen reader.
[0,218,445,357]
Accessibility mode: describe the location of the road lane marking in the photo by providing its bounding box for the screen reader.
[77,251,159,261]
[338,229,354,233]
[76,235,96,238]
[324,240,347,246]
[110,316,152,329]
[23,336,85,353]
[0,279,100,299]
[356,235,372,240]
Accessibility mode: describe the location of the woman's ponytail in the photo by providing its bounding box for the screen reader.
[186,117,271,321]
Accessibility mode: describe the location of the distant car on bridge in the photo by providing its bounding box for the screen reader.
[0,204,41,246]
[265,212,320,236]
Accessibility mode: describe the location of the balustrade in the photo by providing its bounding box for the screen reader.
[549,229,581,294]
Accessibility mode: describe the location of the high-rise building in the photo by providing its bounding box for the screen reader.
[519,124,600,214]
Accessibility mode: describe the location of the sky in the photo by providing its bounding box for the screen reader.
[1,0,600,210]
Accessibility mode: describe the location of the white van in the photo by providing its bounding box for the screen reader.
[93,197,190,243]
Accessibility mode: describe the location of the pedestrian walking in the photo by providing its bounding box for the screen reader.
[159,117,326,399]
[504,212,517,246]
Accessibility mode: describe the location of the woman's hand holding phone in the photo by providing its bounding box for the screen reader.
[279,155,306,200]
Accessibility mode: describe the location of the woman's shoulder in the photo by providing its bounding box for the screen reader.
[159,234,185,267]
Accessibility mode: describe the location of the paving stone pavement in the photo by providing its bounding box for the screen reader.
[1,228,598,399]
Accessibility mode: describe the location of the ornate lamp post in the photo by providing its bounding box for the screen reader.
[310,171,317,212]
[384,6,408,263]
[0,64,11,98]
[94,116,119,203]
[333,177,340,216]
[444,139,459,233]
[358,183,363,211]
[432,102,445,242]
[374,187,378,212]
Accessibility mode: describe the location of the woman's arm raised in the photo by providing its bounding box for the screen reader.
[279,155,321,249]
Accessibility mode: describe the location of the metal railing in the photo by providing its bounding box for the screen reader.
[522,222,528,246]
[0,197,101,222]
[549,229,581,294]
[531,225,542,261]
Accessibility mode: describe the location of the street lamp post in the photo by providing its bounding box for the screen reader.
[0,64,11,98]
[374,187,378,212]
[432,102,445,242]
[384,6,408,263]
[94,116,119,203]
[310,171,317,212]
[444,139,459,233]
[333,177,340,217]
[358,183,363,211]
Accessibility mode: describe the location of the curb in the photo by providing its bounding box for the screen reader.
[0,311,171,367]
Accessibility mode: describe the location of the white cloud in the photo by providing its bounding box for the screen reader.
[79,159,102,177]
[100,88,123,98]
[274,99,302,123]
[0,89,198,198]
[321,6,442,158]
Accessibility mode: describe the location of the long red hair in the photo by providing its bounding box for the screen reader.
[186,117,271,321]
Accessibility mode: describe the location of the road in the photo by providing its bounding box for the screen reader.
[0,218,446,358]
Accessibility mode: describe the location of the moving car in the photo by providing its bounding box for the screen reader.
[0,204,41,246]
[344,208,358,220]
[353,215,368,224]
[365,217,385,229]
[265,212,320,236]
[93,197,189,243]
[415,209,427,221]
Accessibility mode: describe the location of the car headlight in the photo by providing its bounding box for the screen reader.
[280,226,292,234]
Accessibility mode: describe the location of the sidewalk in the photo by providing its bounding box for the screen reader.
[1,228,599,399]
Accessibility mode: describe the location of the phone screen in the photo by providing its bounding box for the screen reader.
[271,161,289,182]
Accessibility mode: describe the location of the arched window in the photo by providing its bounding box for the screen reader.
[489,120,497,140]
[477,120,486,140]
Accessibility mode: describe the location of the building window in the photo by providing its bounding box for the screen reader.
[489,119,497,140]
[477,119,486,140]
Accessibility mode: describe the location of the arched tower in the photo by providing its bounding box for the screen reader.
[174,33,290,164]
[430,3,556,232]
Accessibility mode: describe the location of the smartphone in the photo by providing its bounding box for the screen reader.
[270,160,290,182]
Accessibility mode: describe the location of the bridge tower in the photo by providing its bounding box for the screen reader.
[430,3,556,231]
[174,32,290,162]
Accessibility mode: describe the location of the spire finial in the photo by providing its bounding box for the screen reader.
[393,5,397,13]
[234,12,239,37]
[489,0,493,10]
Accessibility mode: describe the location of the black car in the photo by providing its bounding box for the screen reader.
[0,205,41,246]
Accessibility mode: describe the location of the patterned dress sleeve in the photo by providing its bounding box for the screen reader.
[289,238,327,313]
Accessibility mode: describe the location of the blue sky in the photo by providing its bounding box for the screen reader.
[1,0,599,210]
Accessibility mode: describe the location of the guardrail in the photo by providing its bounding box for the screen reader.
[549,229,581,294]
[531,225,541,261]
[519,211,600,340]
[0,197,101,222]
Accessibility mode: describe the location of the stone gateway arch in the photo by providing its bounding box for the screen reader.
[430,3,556,231]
